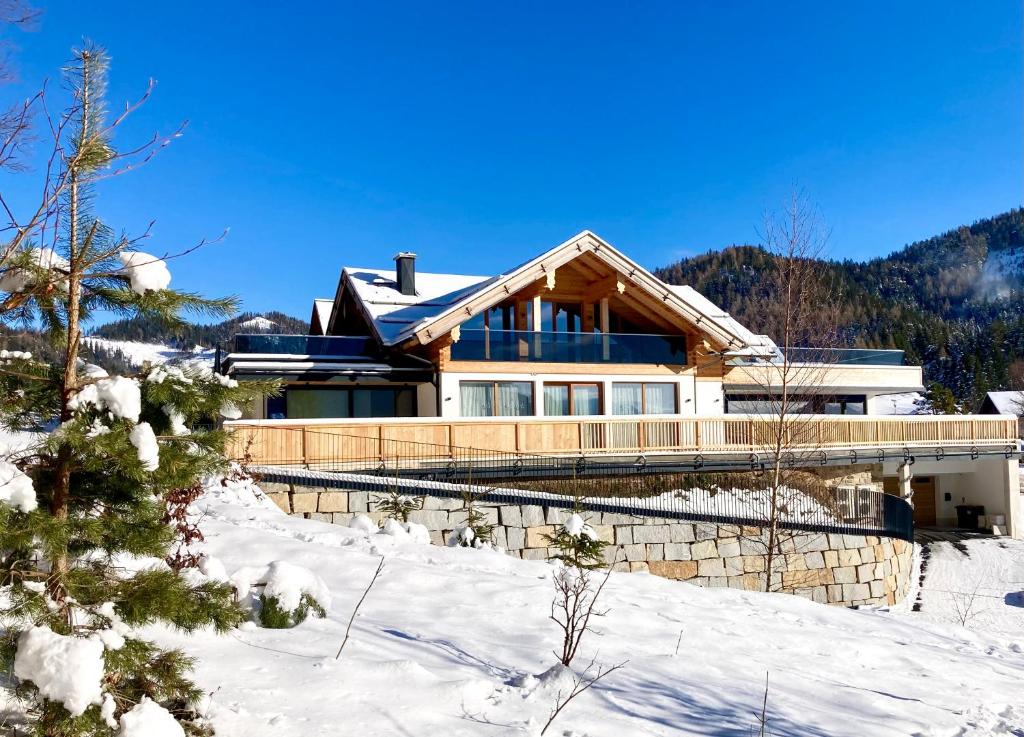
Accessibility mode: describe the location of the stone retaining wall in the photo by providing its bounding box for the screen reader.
[261,481,913,607]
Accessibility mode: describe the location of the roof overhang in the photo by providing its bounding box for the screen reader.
[408,230,755,350]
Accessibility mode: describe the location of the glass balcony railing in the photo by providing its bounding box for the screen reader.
[784,347,905,366]
[232,334,378,357]
[449,329,688,365]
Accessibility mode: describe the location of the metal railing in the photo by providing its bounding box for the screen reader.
[783,347,906,366]
[240,425,915,541]
[231,334,378,356]
[449,329,688,364]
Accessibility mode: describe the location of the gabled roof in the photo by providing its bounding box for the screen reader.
[331,230,771,352]
[983,391,1024,416]
[309,299,334,336]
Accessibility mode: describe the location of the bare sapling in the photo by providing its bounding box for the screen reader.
[541,657,628,736]
[550,547,619,667]
[336,556,385,659]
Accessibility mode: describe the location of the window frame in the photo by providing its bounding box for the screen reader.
[610,381,679,415]
[459,380,535,417]
[542,381,603,416]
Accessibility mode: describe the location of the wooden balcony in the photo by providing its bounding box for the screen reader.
[225,414,1021,468]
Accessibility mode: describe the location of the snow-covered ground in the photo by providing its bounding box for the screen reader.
[82,337,215,367]
[910,536,1024,636]
[141,479,1024,737]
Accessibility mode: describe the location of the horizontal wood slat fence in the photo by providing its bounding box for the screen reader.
[226,415,1019,468]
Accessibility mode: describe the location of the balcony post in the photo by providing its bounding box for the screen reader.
[599,298,610,361]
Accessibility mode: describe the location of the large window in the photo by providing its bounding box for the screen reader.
[725,393,867,415]
[543,382,602,416]
[282,386,416,419]
[612,382,677,415]
[460,381,534,416]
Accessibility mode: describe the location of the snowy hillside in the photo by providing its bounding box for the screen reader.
[139,479,1024,737]
[237,316,277,332]
[83,337,215,368]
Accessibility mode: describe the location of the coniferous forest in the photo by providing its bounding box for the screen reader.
[655,209,1024,411]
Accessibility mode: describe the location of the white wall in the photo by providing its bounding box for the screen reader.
[438,370,722,419]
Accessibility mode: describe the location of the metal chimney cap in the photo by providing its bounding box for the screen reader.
[393,252,417,260]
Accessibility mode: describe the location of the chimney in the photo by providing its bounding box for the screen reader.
[394,252,417,296]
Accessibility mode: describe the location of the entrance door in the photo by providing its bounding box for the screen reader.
[910,477,937,526]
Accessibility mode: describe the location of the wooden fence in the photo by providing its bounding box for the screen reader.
[225,415,1020,467]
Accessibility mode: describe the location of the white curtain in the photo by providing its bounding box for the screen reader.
[544,385,569,416]
[460,382,493,417]
[572,385,600,415]
[644,383,676,414]
[612,383,642,415]
[497,382,533,416]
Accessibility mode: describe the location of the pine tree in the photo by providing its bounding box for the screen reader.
[0,45,275,736]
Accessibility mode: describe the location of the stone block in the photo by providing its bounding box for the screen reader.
[741,573,765,591]
[856,563,875,584]
[265,493,291,513]
[842,583,871,601]
[408,509,450,529]
[521,505,546,527]
[800,534,829,553]
[475,506,499,525]
[664,543,692,561]
[811,586,828,604]
[309,512,332,523]
[670,524,696,543]
[317,492,348,513]
[331,513,353,526]
[614,526,634,546]
[804,551,826,570]
[724,556,744,577]
[827,534,846,550]
[260,481,293,494]
[690,539,718,560]
[827,584,844,603]
[823,550,839,569]
[838,549,860,567]
[506,527,526,550]
[740,537,767,556]
[426,495,464,511]
[633,525,670,544]
[646,544,665,561]
[706,576,730,588]
[832,566,856,584]
[348,491,369,513]
[499,505,522,527]
[623,543,646,562]
[698,558,727,577]
[602,513,639,525]
[784,554,807,572]
[591,525,615,544]
[611,561,630,572]
[741,526,762,536]
[717,524,741,537]
[869,579,885,598]
[695,523,718,541]
[522,548,548,560]
[545,506,565,524]
[872,544,884,562]
[491,526,508,550]
[784,569,830,589]
[629,561,650,573]
[742,555,765,573]
[842,534,866,551]
[725,577,748,591]
[717,539,741,558]
[525,525,556,548]
[291,493,317,514]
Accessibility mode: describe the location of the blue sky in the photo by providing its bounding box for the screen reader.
[3,1,1021,321]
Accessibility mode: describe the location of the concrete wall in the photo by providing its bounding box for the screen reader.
[262,481,914,608]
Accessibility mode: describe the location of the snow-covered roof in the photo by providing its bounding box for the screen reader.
[335,231,772,350]
[665,285,778,355]
[341,267,495,345]
[985,391,1024,416]
[310,299,333,335]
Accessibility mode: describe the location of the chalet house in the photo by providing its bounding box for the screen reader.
[222,231,923,421]
[220,231,1021,538]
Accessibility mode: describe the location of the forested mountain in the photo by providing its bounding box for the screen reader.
[89,310,308,348]
[655,209,1024,410]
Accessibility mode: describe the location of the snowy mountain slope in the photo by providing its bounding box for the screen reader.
[143,480,1024,737]
[82,337,215,368]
